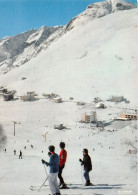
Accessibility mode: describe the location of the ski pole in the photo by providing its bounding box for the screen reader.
[38,177,48,192]
[38,164,48,192]
[80,164,84,185]
[44,163,48,177]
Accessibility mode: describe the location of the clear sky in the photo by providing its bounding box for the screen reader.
[0,0,137,39]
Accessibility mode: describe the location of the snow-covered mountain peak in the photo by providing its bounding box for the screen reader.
[26,25,62,44]
[0,26,63,74]
[65,0,136,31]
[107,0,137,12]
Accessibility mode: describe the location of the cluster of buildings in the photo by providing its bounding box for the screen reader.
[107,95,130,103]
[77,101,85,106]
[0,88,63,103]
[107,95,125,102]
[43,93,63,103]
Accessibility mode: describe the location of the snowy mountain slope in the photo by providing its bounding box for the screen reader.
[0,26,62,74]
[0,29,36,71]
[0,7,138,106]
[64,0,136,31]
[0,0,136,75]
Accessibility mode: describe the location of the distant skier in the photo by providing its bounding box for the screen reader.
[42,145,61,195]
[4,148,6,153]
[79,148,93,186]
[58,142,67,189]
[14,149,16,155]
[19,150,22,159]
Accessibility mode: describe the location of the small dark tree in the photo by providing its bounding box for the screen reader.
[0,124,7,149]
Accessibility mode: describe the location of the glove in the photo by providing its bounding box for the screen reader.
[41,159,46,164]
[79,159,82,162]
[45,162,49,166]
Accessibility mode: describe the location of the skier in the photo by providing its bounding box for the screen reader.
[79,148,93,186]
[58,142,68,189]
[19,150,22,159]
[42,145,61,195]
[14,149,16,155]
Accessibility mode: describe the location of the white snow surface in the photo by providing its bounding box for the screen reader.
[0,99,137,195]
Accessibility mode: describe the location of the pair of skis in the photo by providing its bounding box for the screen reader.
[30,185,83,195]
[30,187,81,195]
[30,184,69,191]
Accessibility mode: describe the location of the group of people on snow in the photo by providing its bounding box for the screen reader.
[4,148,22,159]
[41,142,93,195]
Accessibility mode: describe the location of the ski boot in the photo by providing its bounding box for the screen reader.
[59,183,69,189]
[58,183,62,188]
[85,180,94,186]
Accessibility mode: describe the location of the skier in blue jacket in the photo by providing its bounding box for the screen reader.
[42,145,61,195]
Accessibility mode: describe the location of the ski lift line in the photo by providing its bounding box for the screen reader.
[0,120,51,129]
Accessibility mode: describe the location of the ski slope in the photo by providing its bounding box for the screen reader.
[0,99,137,195]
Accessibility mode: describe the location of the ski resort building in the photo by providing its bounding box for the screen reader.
[4,93,14,101]
[107,95,125,102]
[77,101,85,105]
[43,93,59,99]
[94,97,102,103]
[0,88,8,94]
[95,102,106,109]
[3,90,16,101]
[120,113,137,120]
[53,97,62,103]
[81,111,97,123]
[20,92,35,101]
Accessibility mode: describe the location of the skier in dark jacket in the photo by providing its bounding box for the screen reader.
[79,148,93,186]
[19,150,22,159]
